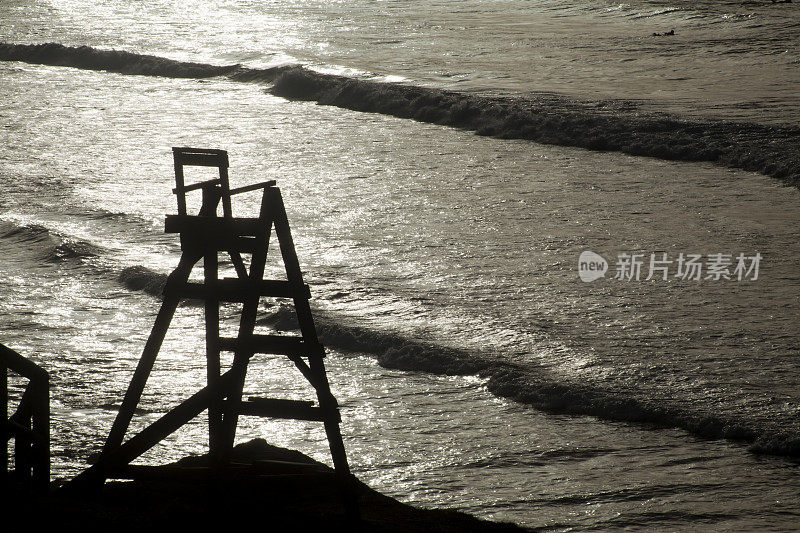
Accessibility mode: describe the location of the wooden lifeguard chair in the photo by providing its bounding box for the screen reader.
[68,148,357,518]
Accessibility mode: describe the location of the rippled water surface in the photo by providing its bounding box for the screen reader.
[2,0,800,530]
[3,0,798,122]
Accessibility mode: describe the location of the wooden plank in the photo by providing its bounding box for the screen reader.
[173,146,228,157]
[172,178,222,194]
[176,153,227,167]
[251,459,331,474]
[169,279,309,301]
[286,355,321,390]
[172,147,228,168]
[218,335,325,358]
[109,464,245,481]
[0,344,48,382]
[109,463,331,481]
[172,236,260,254]
[221,236,259,253]
[165,215,266,238]
[234,398,333,422]
[229,180,276,196]
[226,250,250,279]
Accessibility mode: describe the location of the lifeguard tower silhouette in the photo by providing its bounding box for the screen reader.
[69,148,357,517]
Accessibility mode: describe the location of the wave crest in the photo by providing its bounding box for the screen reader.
[0,220,101,264]
[118,265,168,297]
[2,42,798,185]
[265,66,800,186]
[256,305,800,458]
[0,42,240,78]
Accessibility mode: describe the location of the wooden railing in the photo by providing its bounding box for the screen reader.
[1,343,49,493]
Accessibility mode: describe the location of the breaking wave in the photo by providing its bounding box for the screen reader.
[263,66,800,186]
[0,220,102,265]
[259,304,800,458]
[117,265,169,297]
[1,42,798,186]
[0,42,239,78]
[0,221,166,294]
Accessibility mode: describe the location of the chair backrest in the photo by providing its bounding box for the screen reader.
[172,147,232,217]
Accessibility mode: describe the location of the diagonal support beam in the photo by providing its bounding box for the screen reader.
[66,368,239,490]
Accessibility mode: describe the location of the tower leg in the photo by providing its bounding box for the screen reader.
[204,249,224,464]
[102,253,201,457]
[220,217,272,456]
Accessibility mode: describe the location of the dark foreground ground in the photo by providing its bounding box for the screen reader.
[3,439,530,532]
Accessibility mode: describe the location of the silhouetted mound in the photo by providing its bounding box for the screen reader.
[7,439,528,532]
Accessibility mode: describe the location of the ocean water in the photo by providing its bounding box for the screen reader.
[2,0,800,530]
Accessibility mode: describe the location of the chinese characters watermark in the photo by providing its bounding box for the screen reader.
[578,251,761,282]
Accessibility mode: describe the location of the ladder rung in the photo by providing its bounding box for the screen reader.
[235,397,336,422]
[173,178,223,194]
[165,215,266,237]
[176,236,260,253]
[218,335,325,358]
[167,279,311,301]
[228,236,259,253]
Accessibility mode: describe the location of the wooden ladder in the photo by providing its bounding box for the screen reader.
[67,148,357,518]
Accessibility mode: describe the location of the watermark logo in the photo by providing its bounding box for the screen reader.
[578,251,608,282]
[578,251,761,282]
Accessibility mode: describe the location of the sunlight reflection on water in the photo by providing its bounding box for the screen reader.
[1,37,800,530]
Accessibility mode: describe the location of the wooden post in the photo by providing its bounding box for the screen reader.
[220,199,272,455]
[1,363,6,484]
[173,150,187,216]
[219,155,232,218]
[205,245,223,463]
[269,187,359,520]
[31,376,49,492]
